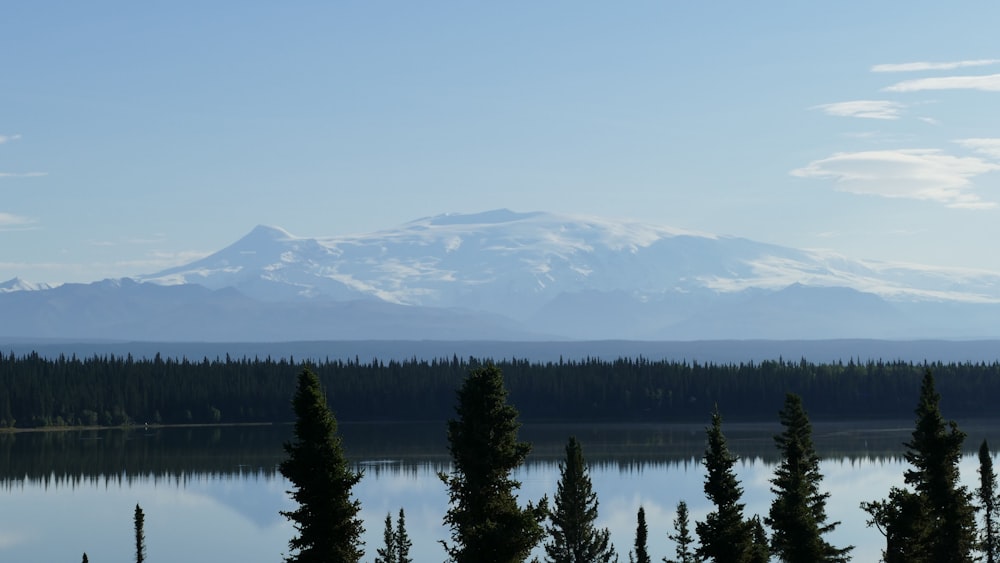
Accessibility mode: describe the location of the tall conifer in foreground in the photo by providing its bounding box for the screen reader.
[696,407,754,563]
[280,368,364,563]
[395,508,413,563]
[440,364,547,563]
[980,440,999,563]
[544,436,616,563]
[766,393,851,562]
[665,501,700,563]
[134,503,146,563]
[862,370,975,563]
[629,506,651,563]
[376,513,398,563]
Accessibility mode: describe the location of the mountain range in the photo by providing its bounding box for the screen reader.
[3,209,1000,341]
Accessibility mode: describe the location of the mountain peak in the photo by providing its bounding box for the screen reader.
[422,209,544,227]
[240,225,294,243]
[0,277,53,293]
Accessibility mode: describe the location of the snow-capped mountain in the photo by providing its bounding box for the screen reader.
[6,209,1000,341]
[0,278,54,293]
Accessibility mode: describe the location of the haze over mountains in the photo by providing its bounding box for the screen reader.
[3,209,1000,342]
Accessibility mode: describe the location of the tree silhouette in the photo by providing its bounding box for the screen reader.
[280,368,364,563]
[440,364,547,563]
[134,503,146,563]
[766,393,851,562]
[544,436,616,563]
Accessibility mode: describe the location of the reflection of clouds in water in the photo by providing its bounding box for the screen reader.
[1,451,991,563]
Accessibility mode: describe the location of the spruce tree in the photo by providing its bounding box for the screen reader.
[375,513,397,563]
[695,406,754,563]
[904,370,976,562]
[82,553,89,563]
[440,364,547,563]
[134,503,146,563]
[396,508,413,563]
[862,370,976,563]
[980,440,999,563]
[630,506,651,563]
[766,393,851,562]
[280,368,364,563]
[665,501,700,563]
[747,516,770,563]
[544,436,616,563]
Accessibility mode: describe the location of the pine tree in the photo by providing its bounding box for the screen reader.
[82,553,89,563]
[980,440,999,563]
[134,503,146,563]
[440,364,548,563]
[695,406,754,563]
[396,508,413,563]
[665,501,700,563]
[544,436,617,563]
[766,393,852,562]
[630,506,651,563]
[375,513,398,563]
[280,368,364,563]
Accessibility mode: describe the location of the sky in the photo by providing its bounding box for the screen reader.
[4,2,1000,284]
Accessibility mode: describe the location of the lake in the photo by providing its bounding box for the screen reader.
[0,420,998,562]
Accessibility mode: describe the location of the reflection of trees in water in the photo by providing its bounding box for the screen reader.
[1,421,998,486]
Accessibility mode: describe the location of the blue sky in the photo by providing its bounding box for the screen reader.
[4,2,1000,283]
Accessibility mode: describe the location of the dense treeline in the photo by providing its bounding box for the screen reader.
[3,351,1000,428]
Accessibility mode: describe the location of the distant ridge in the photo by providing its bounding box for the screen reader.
[3,339,1000,365]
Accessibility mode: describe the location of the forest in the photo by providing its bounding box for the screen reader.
[2,351,1000,428]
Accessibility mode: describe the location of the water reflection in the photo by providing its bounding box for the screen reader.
[0,421,997,562]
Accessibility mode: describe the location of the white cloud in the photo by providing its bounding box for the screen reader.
[0,172,47,178]
[955,138,1000,160]
[0,213,35,227]
[872,59,1000,73]
[0,134,22,144]
[883,73,1000,92]
[813,100,904,120]
[791,149,1000,208]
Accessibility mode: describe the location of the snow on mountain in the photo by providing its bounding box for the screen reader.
[139,209,1000,317]
[9,210,1000,341]
[0,278,54,293]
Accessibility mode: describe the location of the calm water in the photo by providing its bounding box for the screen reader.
[0,421,998,562]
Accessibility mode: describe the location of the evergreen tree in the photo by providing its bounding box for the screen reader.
[82,553,89,563]
[665,501,699,563]
[747,516,769,563]
[396,508,413,563]
[134,503,146,563]
[980,440,999,563]
[375,513,397,563]
[280,368,364,563]
[862,370,976,563]
[629,506,651,563]
[695,406,754,563]
[544,436,617,563]
[439,364,548,563]
[766,393,852,562]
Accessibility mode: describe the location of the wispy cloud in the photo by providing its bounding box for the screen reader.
[813,100,905,120]
[883,73,1000,93]
[872,59,1000,73]
[0,134,22,144]
[0,172,48,178]
[955,138,1000,160]
[0,212,35,227]
[791,149,1000,209]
